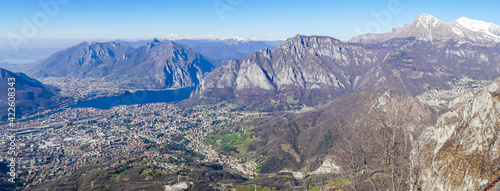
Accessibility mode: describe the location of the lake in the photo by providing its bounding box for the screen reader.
[0,162,8,173]
[70,86,196,110]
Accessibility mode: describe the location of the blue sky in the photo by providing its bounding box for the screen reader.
[1,0,499,50]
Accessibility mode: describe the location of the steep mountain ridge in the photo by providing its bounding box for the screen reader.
[195,35,391,109]
[194,34,500,109]
[116,40,214,88]
[116,38,283,67]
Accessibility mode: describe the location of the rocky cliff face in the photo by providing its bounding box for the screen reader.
[196,35,370,108]
[195,34,500,109]
[411,78,500,190]
[350,13,500,44]
[34,40,214,89]
[117,40,215,88]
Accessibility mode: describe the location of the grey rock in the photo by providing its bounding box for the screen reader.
[194,34,500,109]
[411,77,500,191]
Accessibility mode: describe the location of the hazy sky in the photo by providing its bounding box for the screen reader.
[1,0,499,50]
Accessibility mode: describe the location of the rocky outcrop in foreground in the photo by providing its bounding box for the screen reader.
[245,89,436,190]
[411,78,500,190]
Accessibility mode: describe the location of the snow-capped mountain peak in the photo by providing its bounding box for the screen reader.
[413,13,444,28]
[350,13,500,44]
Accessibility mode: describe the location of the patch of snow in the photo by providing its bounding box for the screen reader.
[164,34,252,42]
[457,17,497,33]
[456,17,500,40]
[414,13,443,29]
[377,90,391,108]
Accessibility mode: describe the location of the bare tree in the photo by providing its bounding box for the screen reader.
[374,99,414,191]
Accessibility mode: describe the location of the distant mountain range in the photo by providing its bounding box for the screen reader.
[0,68,59,119]
[350,13,500,44]
[34,40,215,89]
[116,39,282,67]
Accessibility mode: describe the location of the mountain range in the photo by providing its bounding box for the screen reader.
[116,39,282,67]
[190,14,500,189]
[34,39,215,89]
[10,13,500,190]
[194,33,500,110]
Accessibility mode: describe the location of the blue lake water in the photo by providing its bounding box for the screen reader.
[70,86,196,110]
[0,162,8,173]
